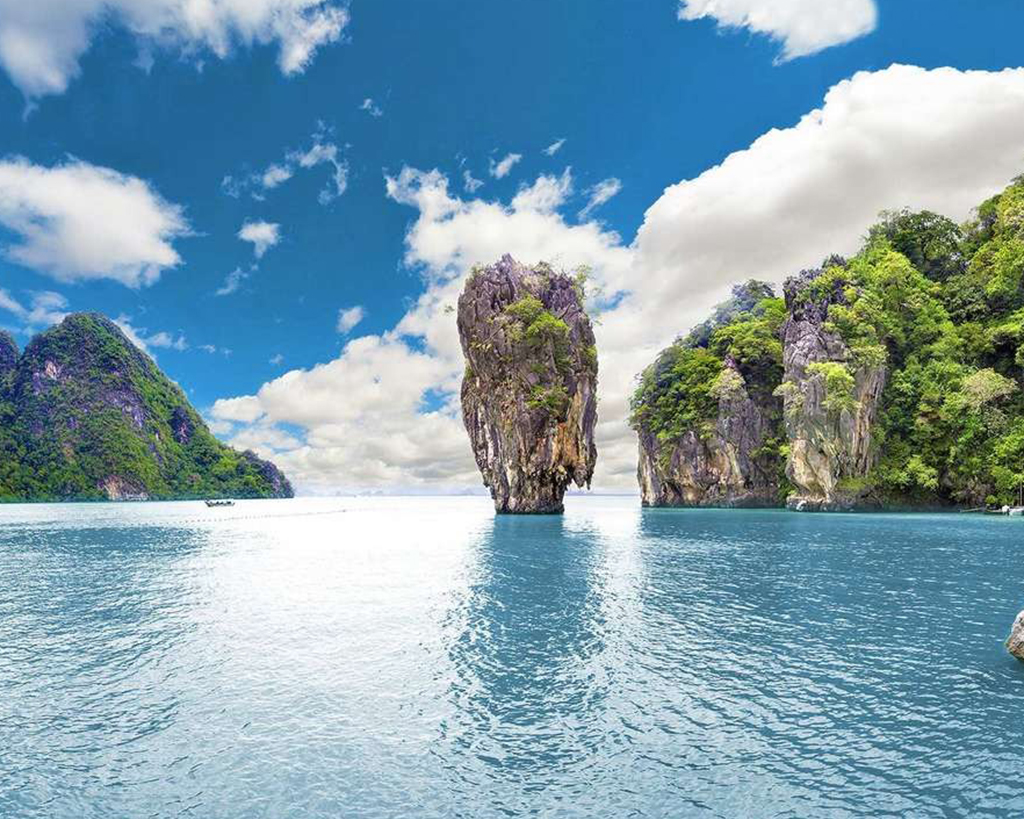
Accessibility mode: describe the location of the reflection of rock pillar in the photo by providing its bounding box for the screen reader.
[457,254,598,514]
[440,515,609,774]
[1008,609,1024,661]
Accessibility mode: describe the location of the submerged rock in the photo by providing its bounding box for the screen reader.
[777,267,885,511]
[458,254,598,513]
[1009,609,1024,662]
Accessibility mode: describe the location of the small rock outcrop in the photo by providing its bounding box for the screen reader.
[778,267,885,510]
[1009,610,1024,662]
[458,255,598,513]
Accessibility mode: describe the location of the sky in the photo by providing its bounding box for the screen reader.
[1,0,1024,495]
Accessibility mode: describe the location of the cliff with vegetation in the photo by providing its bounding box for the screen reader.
[0,313,293,502]
[458,254,598,513]
[632,175,1024,511]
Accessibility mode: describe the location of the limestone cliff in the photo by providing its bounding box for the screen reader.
[458,255,598,513]
[632,281,786,508]
[777,268,885,510]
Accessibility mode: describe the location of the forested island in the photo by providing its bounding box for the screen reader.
[631,176,1024,511]
[0,313,292,502]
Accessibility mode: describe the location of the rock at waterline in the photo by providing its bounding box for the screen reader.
[457,255,598,513]
[1008,609,1024,662]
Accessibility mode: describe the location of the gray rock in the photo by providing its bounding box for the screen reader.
[458,254,597,513]
[637,358,780,507]
[1008,609,1024,662]
[778,267,885,510]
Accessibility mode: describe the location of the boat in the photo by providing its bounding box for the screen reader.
[205,499,235,508]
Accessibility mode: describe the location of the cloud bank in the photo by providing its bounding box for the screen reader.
[213,65,1024,494]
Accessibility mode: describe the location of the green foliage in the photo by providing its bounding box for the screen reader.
[0,313,292,502]
[806,362,857,415]
[527,383,570,418]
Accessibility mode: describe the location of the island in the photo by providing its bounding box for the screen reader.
[457,254,598,513]
[0,313,292,501]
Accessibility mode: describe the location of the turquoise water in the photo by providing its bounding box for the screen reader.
[1,497,1023,818]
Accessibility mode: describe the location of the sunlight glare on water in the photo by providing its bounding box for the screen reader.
[1,496,1023,818]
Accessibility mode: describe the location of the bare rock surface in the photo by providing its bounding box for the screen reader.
[1008,609,1024,662]
[458,255,597,513]
[778,268,885,511]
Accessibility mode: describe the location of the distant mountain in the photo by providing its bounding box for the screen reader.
[0,313,292,502]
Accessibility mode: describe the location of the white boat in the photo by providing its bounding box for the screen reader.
[205,499,235,508]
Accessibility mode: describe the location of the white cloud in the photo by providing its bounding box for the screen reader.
[0,0,349,98]
[0,288,68,330]
[544,138,566,156]
[212,65,1024,494]
[510,168,573,214]
[215,267,248,296]
[228,126,348,204]
[336,305,365,334]
[0,158,188,287]
[462,169,484,193]
[578,177,622,219]
[678,0,877,60]
[360,98,383,117]
[269,353,284,365]
[261,164,294,190]
[238,221,281,259]
[199,344,218,354]
[113,314,188,356]
[489,152,522,180]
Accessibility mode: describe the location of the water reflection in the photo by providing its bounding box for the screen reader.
[439,513,615,798]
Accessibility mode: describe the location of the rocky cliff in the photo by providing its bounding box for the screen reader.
[458,255,598,513]
[0,313,293,501]
[632,281,786,507]
[631,176,1024,511]
[777,267,885,510]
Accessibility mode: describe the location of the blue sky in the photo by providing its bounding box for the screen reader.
[1,0,1024,493]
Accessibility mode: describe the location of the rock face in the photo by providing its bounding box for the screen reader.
[1008,609,1024,662]
[637,358,780,507]
[632,280,785,508]
[778,269,885,510]
[458,255,598,513]
[0,313,293,501]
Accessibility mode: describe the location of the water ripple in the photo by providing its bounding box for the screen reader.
[1,498,1023,817]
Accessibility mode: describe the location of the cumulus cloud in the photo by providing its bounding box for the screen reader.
[238,221,281,259]
[489,153,522,180]
[544,138,566,156]
[578,177,622,219]
[111,315,189,357]
[511,168,573,214]
[0,289,68,331]
[0,0,349,98]
[212,65,1024,494]
[0,158,189,287]
[336,305,365,334]
[678,0,877,60]
[269,353,284,365]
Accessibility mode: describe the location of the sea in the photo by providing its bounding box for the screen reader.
[1,496,1023,818]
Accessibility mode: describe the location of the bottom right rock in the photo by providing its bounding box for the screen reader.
[1008,609,1024,662]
